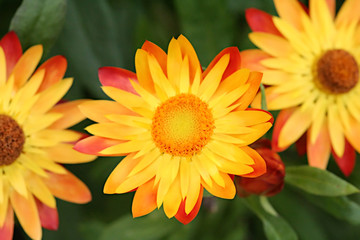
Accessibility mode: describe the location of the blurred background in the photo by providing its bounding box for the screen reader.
[2,0,360,240]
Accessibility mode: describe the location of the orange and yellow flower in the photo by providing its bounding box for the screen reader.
[75,35,273,224]
[0,32,95,240]
[244,0,360,176]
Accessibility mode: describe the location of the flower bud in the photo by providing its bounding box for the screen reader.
[236,139,285,197]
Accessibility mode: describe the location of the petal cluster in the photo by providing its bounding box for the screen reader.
[76,35,273,224]
[0,32,95,240]
[245,0,360,176]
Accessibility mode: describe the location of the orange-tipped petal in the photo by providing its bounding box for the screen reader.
[10,191,41,240]
[175,188,203,225]
[0,206,14,240]
[74,136,126,156]
[42,170,91,204]
[11,45,43,90]
[234,71,262,111]
[245,8,283,36]
[272,108,296,152]
[307,123,331,169]
[46,143,96,164]
[177,35,201,82]
[36,55,67,92]
[132,178,157,218]
[240,49,271,71]
[201,172,236,199]
[325,0,335,18]
[49,99,88,129]
[0,31,22,78]
[98,67,138,94]
[274,0,306,30]
[79,100,137,123]
[203,47,241,80]
[241,146,267,178]
[103,153,140,193]
[35,198,58,231]
[141,40,167,74]
[332,139,356,177]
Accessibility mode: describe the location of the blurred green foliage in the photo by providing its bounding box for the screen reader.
[0,0,360,239]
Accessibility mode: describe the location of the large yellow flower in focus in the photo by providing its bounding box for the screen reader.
[75,35,273,224]
[0,32,95,240]
[244,0,360,176]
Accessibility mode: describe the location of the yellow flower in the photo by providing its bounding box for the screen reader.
[75,35,273,224]
[244,0,360,176]
[0,32,95,240]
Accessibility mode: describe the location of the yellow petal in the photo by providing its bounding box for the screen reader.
[206,140,254,164]
[274,0,305,30]
[327,104,345,156]
[163,175,182,218]
[0,47,6,85]
[31,78,72,115]
[249,32,293,57]
[278,106,313,148]
[184,164,200,214]
[46,143,96,164]
[167,37,182,90]
[10,191,42,240]
[198,54,230,101]
[4,163,28,197]
[27,174,56,208]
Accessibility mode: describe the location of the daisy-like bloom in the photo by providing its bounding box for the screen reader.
[75,35,273,224]
[244,0,360,176]
[0,32,96,240]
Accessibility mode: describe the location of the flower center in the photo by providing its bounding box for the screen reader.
[0,114,25,166]
[151,94,214,157]
[316,49,359,94]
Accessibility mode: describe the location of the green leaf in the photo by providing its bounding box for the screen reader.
[242,196,298,240]
[260,83,268,111]
[305,195,360,225]
[99,211,178,240]
[9,0,66,55]
[285,166,359,196]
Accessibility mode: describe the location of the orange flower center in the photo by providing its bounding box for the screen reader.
[0,114,25,166]
[316,49,359,94]
[151,94,214,157]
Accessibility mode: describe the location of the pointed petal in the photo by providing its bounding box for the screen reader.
[177,35,201,82]
[10,191,42,240]
[278,106,312,149]
[241,146,267,178]
[272,108,296,152]
[201,172,236,199]
[274,0,305,30]
[240,49,271,71]
[103,153,139,193]
[74,136,125,156]
[246,8,283,36]
[36,55,67,92]
[48,99,88,129]
[0,31,22,78]
[163,175,182,218]
[42,170,91,204]
[234,71,262,111]
[203,47,241,80]
[98,67,138,95]
[132,178,157,218]
[35,198,59,230]
[332,139,356,177]
[336,0,360,26]
[46,143,96,164]
[307,123,331,169]
[135,49,155,93]
[11,45,43,90]
[141,40,167,74]
[249,32,293,57]
[79,100,136,123]
[175,188,203,225]
[0,206,13,240]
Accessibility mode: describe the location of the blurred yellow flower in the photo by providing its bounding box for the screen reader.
[0,32,95,240]
[244,0,360,176]
[75,35,273,224]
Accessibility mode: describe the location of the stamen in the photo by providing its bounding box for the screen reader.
[316,49,359,94]
[151,94,214,157]
[0,114,25,166]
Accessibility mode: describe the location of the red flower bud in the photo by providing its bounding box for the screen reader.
[235,139,285,197]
